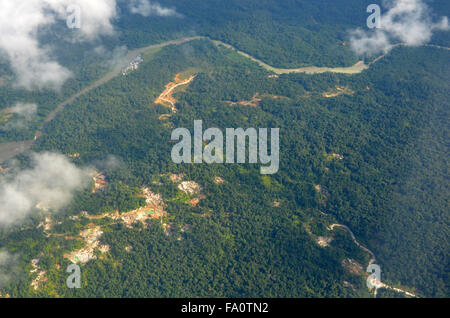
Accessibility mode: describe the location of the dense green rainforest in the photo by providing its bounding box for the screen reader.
[0,1,448,298]
[1,0,448,142]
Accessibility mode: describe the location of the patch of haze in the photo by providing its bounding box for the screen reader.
[9,103,38,120]
[0,251,18,288]
[180,43,195,60]
[92,155,124,173]
[94,45,129,68]
[1,103,38,130]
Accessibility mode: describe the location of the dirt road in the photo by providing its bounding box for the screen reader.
[156,75,197,112]
[329,223,376,264]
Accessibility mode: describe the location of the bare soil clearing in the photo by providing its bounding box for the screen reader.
[155,73,196,118]
[30,258,47,290]
[64,225,109,264]
[224,93,262,107]
[60,187,167,265]
[322,86,354,98]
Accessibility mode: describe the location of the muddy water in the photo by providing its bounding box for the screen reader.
[210,39,369,74]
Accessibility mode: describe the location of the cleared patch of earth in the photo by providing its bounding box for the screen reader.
[214,176,226,184]
[64,225,109,264]
[30,258,47,290]
[155,73,196,118]
[92,171,107,193]
[224,93,262,107]
[322,86,354,98]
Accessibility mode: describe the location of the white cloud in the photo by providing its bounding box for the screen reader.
[129,0,180,17]
[350,0,449,56]
[0,0,181,90]
[0,152,91,228]
[0,0,117,90]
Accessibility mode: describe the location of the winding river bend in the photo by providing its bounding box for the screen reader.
[0,37,375,163]
[1,37,448,164]
[209,39,369,74]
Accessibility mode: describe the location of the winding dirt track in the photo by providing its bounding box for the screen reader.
[329,223,376,264]
[328,223,417,297]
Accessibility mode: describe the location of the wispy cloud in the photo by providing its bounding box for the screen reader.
[0,0,117,90]
[128,0,181,17]
[8,103,38,120]
[0,152,91,228]
[0,1,182,91]
[349,0,449,56]
[94,45,129,68]
[1,103,38,130]
[0,251,18,288]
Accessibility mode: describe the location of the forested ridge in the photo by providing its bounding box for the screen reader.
[0,1,448,298]
[0,38,448,297]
